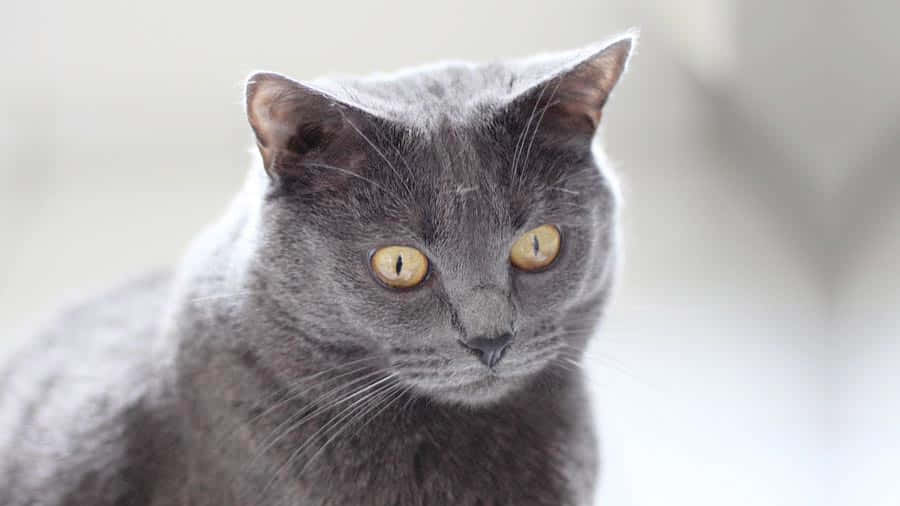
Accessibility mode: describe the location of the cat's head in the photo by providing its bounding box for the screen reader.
[241,35,634,405]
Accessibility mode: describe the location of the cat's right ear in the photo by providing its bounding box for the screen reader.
[245,72,363,177]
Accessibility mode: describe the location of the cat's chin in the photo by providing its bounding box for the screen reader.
[410,371,534,406]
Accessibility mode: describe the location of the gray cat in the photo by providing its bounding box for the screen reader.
[0,33,634,505]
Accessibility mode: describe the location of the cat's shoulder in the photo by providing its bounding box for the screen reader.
[0,271,178,505]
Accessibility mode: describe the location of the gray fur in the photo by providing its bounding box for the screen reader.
[0,34,634,506]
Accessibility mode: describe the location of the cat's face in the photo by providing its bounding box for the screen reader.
[245,37,632,405]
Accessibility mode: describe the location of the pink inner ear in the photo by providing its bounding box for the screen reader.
[247,74,303,149]
[511,37,633,137]
[557,40,631,130]
[555,76,610,130]
[246,73,353,173]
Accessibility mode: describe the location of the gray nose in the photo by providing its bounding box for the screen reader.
[460,333,512,368]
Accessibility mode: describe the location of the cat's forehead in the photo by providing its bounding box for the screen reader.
[368,144,563,251]
[300,58,609,241]
[312,62,520,127]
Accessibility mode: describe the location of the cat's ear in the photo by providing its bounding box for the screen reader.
[245,72,369,177]
[505,34,635,139]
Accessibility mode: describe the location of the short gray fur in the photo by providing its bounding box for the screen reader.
[0,33,635,506]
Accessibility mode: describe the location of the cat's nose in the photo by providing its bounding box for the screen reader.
[459,333,512,368]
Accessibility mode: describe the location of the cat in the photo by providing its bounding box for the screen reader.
[0,32,634,506]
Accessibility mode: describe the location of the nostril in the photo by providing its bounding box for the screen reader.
[459,333,512,368]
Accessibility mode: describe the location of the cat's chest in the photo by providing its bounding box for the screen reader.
[283,400,591,506]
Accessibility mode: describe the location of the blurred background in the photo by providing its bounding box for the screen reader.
[2,1,897,505]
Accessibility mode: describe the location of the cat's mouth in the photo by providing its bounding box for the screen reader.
[390,346,558,405]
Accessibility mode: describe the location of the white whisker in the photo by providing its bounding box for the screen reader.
[249,370,389,465]
[341,116,413,197]
[260,376,399,498]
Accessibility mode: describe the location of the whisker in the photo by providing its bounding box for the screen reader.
[341,116,413,198]
[295,383,408,479]
[511,79,552,183]
[399,387,419,415]
[547,186,580,195]
[269,356,383,399]
[390,144,417,186]
[218,357,381,448]
[260,376,399,498]
[520,79,563,179]
[269,385,406,506]
[556,345,661,391]
[249,369,389,464]
[299,162,393,196]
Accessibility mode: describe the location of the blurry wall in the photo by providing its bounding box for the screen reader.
[2,1,898,505]
[834,198,900,506]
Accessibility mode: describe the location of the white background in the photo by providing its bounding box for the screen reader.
[2,1,898,505]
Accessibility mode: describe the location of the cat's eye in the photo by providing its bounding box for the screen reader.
[509,225,561,271]
[371,246,429,289]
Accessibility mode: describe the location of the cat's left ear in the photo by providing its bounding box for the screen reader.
[505,33,636,138]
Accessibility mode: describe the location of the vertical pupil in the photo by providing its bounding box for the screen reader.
[532,234,540,256]
[395,254,403,275]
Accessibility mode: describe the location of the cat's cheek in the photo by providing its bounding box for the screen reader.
[342,266,451,341]
[511,238,582,307]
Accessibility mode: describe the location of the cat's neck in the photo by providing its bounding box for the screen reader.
[177,359,592,505]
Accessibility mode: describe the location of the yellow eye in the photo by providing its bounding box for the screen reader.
[509,225,561,271]
[371,246,429,288]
